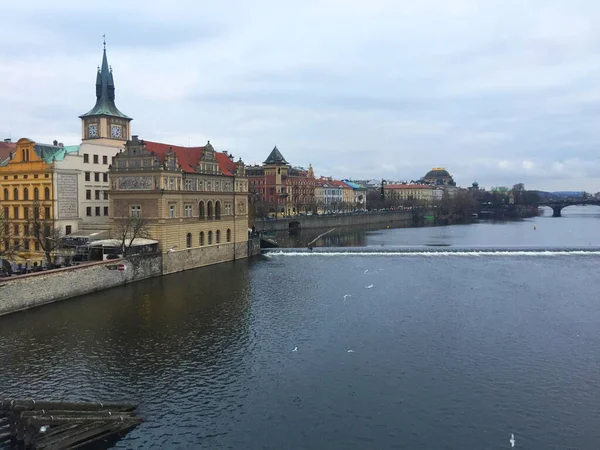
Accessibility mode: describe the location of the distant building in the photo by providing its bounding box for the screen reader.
[246,146,315,216]
[341,180,368,209]
[385,183,442,204]
[314,177,343,212]
[422,168,456,186]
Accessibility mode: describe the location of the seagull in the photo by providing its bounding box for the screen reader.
[343,294,352,301]
[364,269,369,274]
[39,425,49,433]
[365,284,374,289]
[347,349,355,353]
[509,433,515,447]
[168,247,176,252]
[293,347,298,352]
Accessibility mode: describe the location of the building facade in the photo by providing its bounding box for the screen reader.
[246,146,315,216]
[385,183,442,204]
[109,136,248,257]
[341,180,368,210]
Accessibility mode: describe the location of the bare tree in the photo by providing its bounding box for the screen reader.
[29,201,63,269]
[113,215,151,256]
[0,211,16,272]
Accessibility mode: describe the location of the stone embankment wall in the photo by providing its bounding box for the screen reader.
[163,242,248,275]
[254,211,414,232]
[0,255,162,317]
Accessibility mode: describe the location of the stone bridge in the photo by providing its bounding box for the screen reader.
[538,200,600,217]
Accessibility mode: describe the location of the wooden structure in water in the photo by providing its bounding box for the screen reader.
[0,399,142,449]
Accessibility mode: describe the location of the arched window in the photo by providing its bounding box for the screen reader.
[199,231,204,246]
[23,188,29,200]
[226,229,231,242]
[216,230,220,244]
[208,231,213,245]
[199,201,205,219]
[215,201,221,219]
[13,188,18,201]
[44,187,50,200]
[207,201,213,219]
[186,233,191,248]
[34,187,39,200]
[3,188,7,200]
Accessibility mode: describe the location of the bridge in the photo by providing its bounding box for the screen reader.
[538,199,600,217]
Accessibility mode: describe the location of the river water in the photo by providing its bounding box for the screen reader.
[1,206,600,449]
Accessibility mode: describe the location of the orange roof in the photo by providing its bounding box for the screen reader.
[386,184,434,190]
[144,141,237,176]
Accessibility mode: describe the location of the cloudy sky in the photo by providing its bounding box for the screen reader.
[2,0,600,191]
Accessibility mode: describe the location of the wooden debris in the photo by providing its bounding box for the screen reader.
[0,399,142,449]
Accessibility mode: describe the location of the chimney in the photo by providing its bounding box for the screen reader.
[3,138,11,143]
[53,140,58,146]
[132,135,139,141]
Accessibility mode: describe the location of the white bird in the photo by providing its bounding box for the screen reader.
[293,347,298,352]
[365,284,374,289]
[509,433,515,447]
[347,349,355,353]
[343,294,351,301]
[364,269,369,274]
[39,425,49,433]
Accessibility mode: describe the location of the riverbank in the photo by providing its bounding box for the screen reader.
[0,238,261,317]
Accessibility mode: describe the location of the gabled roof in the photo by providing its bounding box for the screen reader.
[263,146,288,165]
[0,141,16,165]
[143,141,237,176]
[80,45,131,120]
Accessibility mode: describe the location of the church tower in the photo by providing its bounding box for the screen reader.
[79,40,132,147]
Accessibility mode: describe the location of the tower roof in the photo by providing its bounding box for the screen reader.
[263,146,288,165]
[79,43,131,120]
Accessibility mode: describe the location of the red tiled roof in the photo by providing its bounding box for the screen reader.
[386,184,434,189]
[0,141,16,161]
[144,141,237,176]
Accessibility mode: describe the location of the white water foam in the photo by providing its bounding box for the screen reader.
[263,251,600,257]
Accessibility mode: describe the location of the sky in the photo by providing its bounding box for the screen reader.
[2,0,600,191]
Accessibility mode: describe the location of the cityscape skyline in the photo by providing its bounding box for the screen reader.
[1,1,599,191]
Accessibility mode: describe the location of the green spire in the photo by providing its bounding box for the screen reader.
[80,40,131,120]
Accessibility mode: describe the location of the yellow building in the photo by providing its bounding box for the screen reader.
[0,138,55,268]
[339,181,354,210]
[385,183,441,204]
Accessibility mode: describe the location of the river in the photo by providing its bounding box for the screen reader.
[1,206,600,449]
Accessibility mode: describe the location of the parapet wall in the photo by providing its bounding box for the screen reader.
[0,255,162,317]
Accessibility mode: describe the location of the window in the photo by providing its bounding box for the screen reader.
[186,233,192,248]
[13,207,19,219]
[130,205,141,217]
[103,173,108,183]
[34,174,38,179]
[199,201,205,219]
[23,188,29,200]
[215,201,221,219]
[14,240,19,250]
[34,187,39,200]
[44,207,50,218]
[104,206,109,216]
[24,224,29,236]
[44,187,50,200]
[225,204,232,216]
[95,172,100,182]
[2,188,7,200]
[24,240,30,251]
[216,230,220,244]
[95,190,100,200]
[184,205,192,217]
[93,154,99,164]
[33,207,39,219]
[86,207,92,216]
[199,232,205,246]
[207,201,213,218]
[103,155,108,164]
[65,225,72,235]
[95,207,101,216]
[227,229,231,242]
[103,191,109,200]
[83,153,89,163]
[13,188,18,201]
[35,241,40,251]
[208,230,212,244]
[169,178,174,190]
[13,224,19,236]
[169,204,175,219]
[86,190,91,200]
[85,172,90,181]
[44,173,49,178]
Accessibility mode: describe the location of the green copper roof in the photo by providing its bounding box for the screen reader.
[264,146,288,164]
[34,144,80,164]
[79,46,131,120]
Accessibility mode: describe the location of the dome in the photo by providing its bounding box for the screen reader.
[425,168,450,178]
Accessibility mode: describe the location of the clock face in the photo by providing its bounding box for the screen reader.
[88,124,98,138]
[111,125,122,138]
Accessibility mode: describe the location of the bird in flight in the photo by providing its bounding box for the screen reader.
[365,284,374,289]
[364,269,369,274]
[343,294,351,301]
[293,347,298,352]
[509,433,515,448]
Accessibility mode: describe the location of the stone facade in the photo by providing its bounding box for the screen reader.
[0,255,162,317]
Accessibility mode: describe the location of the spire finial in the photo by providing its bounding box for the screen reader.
[103,34,106,50]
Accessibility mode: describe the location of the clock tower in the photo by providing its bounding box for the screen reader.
[79,41,132,146]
